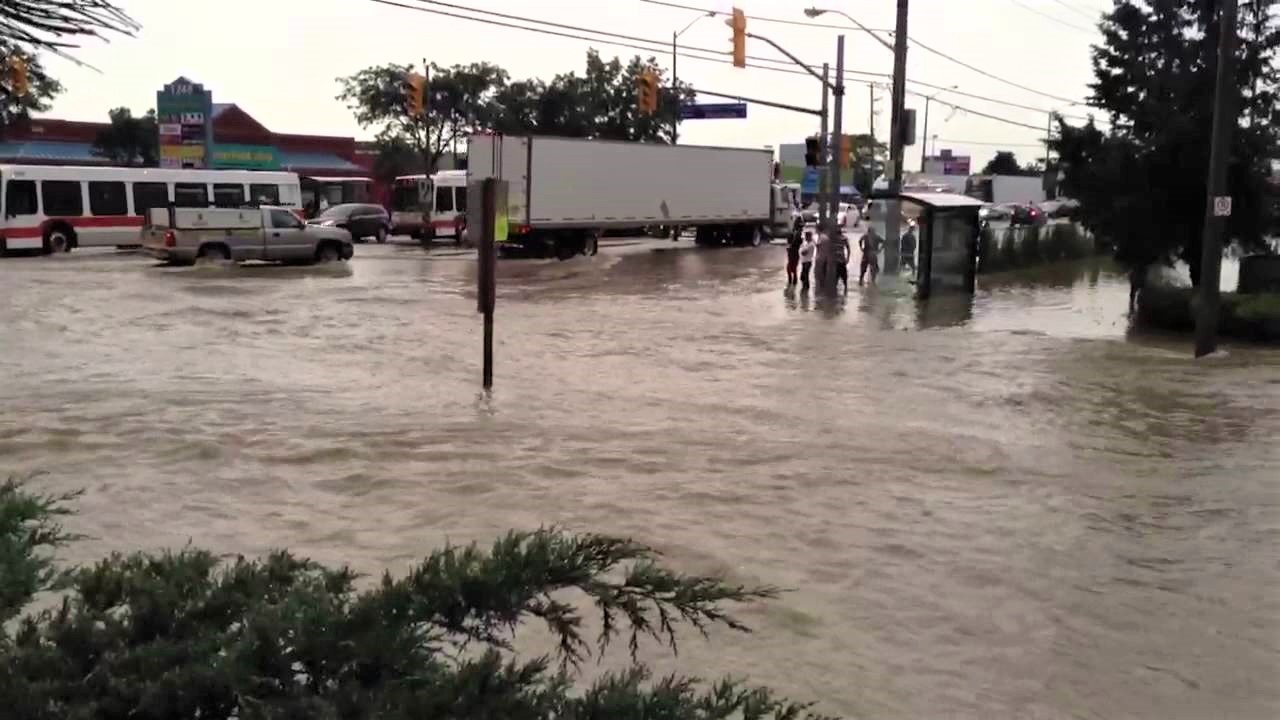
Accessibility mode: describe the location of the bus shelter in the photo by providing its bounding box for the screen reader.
[899,191,982,300]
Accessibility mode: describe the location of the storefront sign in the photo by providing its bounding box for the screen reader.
[210,143,279,170]
[157,77,212,168]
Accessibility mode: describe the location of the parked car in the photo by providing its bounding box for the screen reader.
[1039,198,1081,220]
[142,207,353,266]
[979,204,1012,223]
[1007,203,1046,226]
[308,203,391,243]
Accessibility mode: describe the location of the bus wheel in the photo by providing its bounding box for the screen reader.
[43,225,74,254]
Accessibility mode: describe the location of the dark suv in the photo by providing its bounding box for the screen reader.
[309,204,391,243]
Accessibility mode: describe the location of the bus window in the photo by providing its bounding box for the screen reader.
[174,183,208,208]
[213,183,246,208]
[42,180,84,216]
[249,183,280,205]
[133,182,169,215]
[4,179,37,217]
[88,181,128,216]
[454,187,466,212]
[434,186,453,213]
[392,181,422,211]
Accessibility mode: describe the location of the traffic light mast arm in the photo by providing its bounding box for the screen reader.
[747,33,833,90]
[689,87,822,116]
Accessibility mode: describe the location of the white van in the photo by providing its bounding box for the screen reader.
[389,170,467,242]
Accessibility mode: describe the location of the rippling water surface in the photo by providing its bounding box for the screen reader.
[1,240,1278,719]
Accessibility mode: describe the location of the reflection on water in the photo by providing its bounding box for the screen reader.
[1,244,1278,719]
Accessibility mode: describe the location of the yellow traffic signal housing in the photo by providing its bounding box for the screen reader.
[5,55,29,98]
[404,70,427,117]
[728,8,747,68]
[637,69,659,115]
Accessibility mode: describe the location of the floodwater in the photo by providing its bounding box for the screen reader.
[1,238,1278,719]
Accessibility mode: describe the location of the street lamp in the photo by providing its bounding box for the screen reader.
[920,85,958,170]
[671,11,715,144]
[803,7,896,53]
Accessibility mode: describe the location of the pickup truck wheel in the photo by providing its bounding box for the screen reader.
[315,242,342,263]
[375,227,387,244]
[196,244,231,265]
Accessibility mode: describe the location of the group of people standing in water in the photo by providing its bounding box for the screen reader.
[785,220,914,292]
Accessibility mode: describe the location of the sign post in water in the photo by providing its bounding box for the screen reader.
[468,178,508,390]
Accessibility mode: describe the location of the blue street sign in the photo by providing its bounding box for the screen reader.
[801,166,820,194]
[679,102,748,120]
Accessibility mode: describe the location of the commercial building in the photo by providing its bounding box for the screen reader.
[0,76,370,180]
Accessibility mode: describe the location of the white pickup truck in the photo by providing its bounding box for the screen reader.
[142,206,354,266]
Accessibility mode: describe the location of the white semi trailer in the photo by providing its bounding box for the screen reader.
[467,134,795,259]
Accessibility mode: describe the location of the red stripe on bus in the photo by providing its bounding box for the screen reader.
[5,215,145,239]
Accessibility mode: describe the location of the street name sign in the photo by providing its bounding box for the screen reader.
[679,102,748,120]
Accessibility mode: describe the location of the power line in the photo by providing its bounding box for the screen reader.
[639,0,1091,107]
[1046,0,1102,23]
[1005,0,1095,34]
[368,0,1050,133]
[403,0,1095,122]
[934,139,1045,148]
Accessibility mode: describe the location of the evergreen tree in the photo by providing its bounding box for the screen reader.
[1052,0,1279,285]
[1,478,834,719]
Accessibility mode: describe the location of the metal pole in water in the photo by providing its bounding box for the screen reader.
[1194,0,1238,358]
[478,179,497,388]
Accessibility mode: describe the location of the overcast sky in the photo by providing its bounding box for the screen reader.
[38,0,1112,169]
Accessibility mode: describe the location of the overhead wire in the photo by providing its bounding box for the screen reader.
[400,0,1096,122]
[368,0,1053,133]
[638,0,1091,107]
[1005,0,1095,34]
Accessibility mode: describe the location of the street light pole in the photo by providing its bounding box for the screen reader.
[671,11,714,145]
[919,85,956,171]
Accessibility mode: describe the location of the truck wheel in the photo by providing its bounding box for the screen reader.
[585,234,599,256]
[375,227,387,244]
[749,226,763,247]
[196,244,232,265]
[315,242,342,263]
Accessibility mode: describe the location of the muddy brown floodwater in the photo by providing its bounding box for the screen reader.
[1,239,1278,719]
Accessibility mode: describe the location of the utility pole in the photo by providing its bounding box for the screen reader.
[869,84,876,143]
[1194,0,1238,358]
[671,32,680,144]
[820,34,845,295]
[816,63,830,229]
[920,95,931,171]
[883,0,910,275]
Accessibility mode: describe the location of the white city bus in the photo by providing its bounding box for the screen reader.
[0,164,301,253]
[389,170,466,240]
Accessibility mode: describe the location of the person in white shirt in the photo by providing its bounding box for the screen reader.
[799,231,816,289]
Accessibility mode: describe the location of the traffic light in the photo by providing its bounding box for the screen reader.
[5,55,29,98]
[637,69,659,115]
[839,134,853,168]
[404,70,427,117]
[728,7,747,68]
[804,136,820,167]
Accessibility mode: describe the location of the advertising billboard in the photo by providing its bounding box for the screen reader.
[210,143,279,170]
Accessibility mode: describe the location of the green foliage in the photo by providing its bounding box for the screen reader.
[980,151,1038,177]
[1051,1,1280,286]
[91,107,157,166]
[0,479,829,719]
[337,60,508,174]
[848,133,886,195]
[0,42,63,140]
[341,50,696,173]
[1136,287,1280,341]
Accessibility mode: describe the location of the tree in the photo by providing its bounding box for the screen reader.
[91,106,157,166]
[847,133,887,194]
[1051,1,1279,286]
[336,61,508,173]
[0,0,137,62]
[981,151,1027,176]
[0,40,63,140]
[0,478,835,719]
